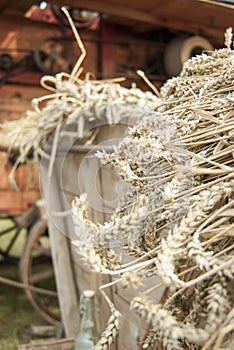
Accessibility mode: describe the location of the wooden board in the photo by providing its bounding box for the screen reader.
[0,85,45,122]
[18,338,74,350]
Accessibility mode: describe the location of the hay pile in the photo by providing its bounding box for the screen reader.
[0,76,160,189]
[72,30,234,349]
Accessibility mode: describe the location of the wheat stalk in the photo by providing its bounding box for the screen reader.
[92,309,121,350]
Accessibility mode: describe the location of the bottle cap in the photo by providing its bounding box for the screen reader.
[83,290,95,299]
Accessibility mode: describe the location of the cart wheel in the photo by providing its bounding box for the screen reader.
[19,219,61,325]
[0,216,24,261]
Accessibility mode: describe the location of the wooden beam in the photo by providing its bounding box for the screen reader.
[0,13,60,30]
[0,0,33,16]
[49,0,224,42]
[197,0,234,9]
[50,0,162,25]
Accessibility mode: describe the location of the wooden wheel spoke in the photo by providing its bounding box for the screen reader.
[5,229,20,254]
[0,223,17,236]
[33,244,50,256]
[20,218,60,324]
[29,268,54,284]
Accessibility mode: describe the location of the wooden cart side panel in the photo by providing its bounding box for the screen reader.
[40,160,79,337]
[58,148,115,335]
[41,123,164,349]
[40,148,114,339]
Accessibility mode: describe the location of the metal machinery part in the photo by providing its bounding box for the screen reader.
[164,35,214,77]
[33,36,72,75]
[33,5,100,74]
[51,4,99,29]
[0,53,14,70]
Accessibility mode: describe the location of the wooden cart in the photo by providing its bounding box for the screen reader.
[40,120,165,348]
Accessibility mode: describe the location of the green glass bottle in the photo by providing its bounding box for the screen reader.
[75,290,99,350]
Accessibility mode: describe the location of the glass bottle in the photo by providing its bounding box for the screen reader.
[75,290,99,350]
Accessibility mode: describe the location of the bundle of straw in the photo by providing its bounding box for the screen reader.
[72,29,234,350]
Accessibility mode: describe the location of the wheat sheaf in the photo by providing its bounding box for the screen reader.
[72,28,234,350]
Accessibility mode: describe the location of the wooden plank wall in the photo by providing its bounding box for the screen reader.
[0,16,99,215]
[0,154,39,216]
[0,84,44,215]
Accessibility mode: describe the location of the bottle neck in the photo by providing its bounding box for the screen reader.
[79,297,97,332]
[75,292,99,350]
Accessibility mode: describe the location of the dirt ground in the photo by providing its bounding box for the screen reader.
[0,261,46,350]
[0,216,62,349]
